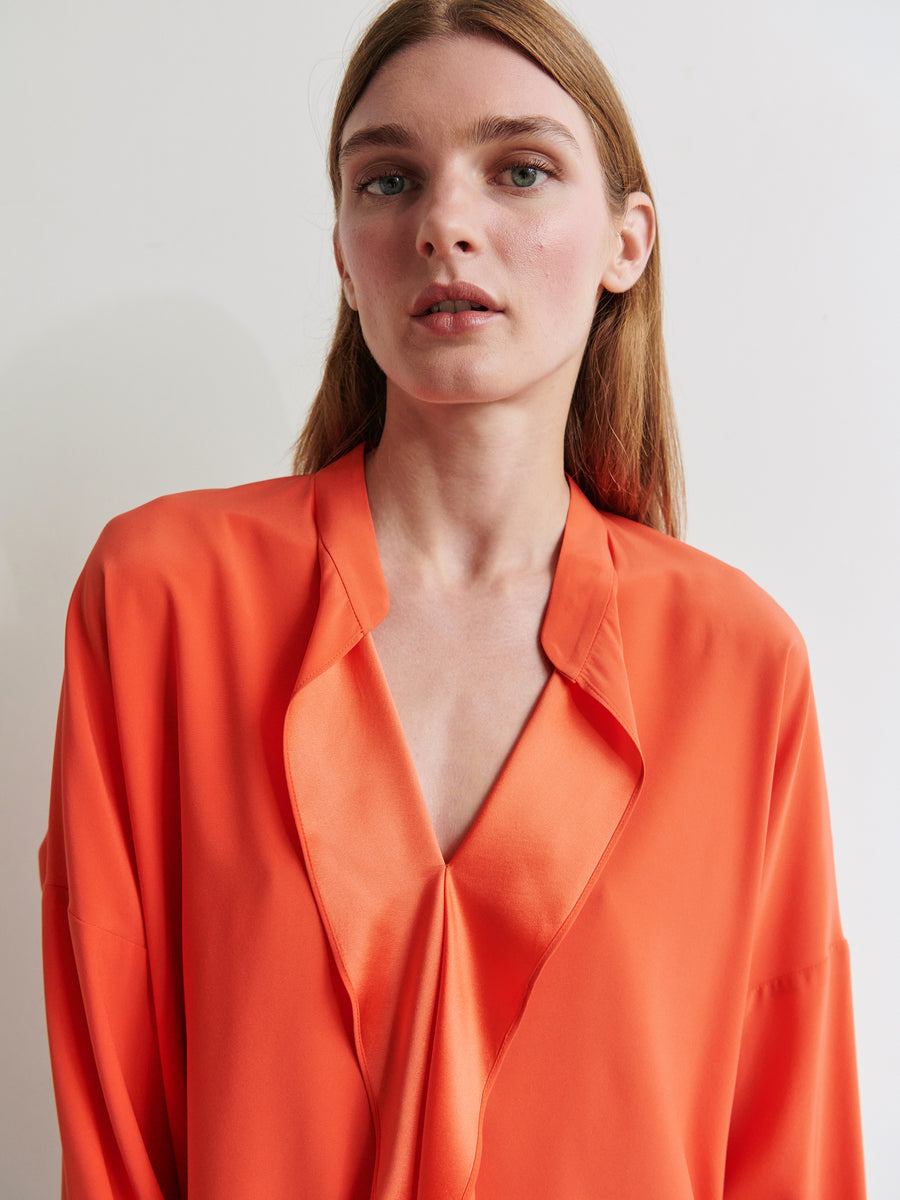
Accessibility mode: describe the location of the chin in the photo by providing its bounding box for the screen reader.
[386,371,509,411]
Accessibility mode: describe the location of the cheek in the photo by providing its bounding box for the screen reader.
[337,220,402,303]
[506,203,609,306]
[531,229,605,317]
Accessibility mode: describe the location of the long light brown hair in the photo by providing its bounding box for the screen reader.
[293,0,684,537]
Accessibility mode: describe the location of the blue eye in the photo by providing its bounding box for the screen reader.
[365,174,408,196]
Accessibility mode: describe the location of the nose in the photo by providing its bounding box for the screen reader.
[415,180,483,259]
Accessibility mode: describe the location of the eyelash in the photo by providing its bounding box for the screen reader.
[353,157,558,196]
[354,169,412,196]
[496,158,556,188]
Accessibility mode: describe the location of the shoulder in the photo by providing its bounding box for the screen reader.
[71,475,321,630]
[602,512,809,670]
[86,474,317,583]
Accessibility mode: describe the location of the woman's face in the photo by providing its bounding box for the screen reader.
[334,35,646,419]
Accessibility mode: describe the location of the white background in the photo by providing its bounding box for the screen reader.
[2,0,897,1193]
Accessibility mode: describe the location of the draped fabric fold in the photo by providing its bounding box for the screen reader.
[284,449,644,1197]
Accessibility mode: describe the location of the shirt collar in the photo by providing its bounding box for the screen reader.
[308,444,639,750]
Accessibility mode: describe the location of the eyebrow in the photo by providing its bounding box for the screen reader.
[338,115,581,168]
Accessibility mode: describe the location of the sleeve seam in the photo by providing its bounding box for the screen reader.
[43,882,148,951]
[747,937,848,1004]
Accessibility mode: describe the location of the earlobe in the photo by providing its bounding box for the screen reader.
[600,191,655,295]
[333,228,358,311]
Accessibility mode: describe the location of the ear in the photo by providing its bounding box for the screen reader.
[333,226,358,310]
[599,192,655,294]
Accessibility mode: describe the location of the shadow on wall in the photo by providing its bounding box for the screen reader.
[0,293,291,1199]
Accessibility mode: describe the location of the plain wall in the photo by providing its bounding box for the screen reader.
[2,0,896,1193]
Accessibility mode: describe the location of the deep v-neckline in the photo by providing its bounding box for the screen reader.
[365,632,556,866]
[281,448,646,1197]
[367,619,556,864]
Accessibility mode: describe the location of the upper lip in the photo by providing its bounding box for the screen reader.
[411,282,501,316]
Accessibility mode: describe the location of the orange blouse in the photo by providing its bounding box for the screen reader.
[41,447,865,1198]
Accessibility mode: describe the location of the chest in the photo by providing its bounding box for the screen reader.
[370,585,552,860]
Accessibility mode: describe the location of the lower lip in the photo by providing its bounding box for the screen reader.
[412,309,500,336]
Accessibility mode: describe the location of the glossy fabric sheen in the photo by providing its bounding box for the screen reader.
[40,447,865,1198]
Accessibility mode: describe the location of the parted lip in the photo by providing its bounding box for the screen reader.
[411,282,501,317]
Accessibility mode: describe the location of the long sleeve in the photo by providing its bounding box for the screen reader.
[723,641,865,1196]
[40,539,181,1199]
[38,463,867,1197]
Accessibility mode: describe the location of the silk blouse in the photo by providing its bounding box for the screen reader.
[40,446,865,1198]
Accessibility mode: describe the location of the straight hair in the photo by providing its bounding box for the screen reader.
[293,0,685,537]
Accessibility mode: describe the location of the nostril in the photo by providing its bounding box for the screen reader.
[416,229,476,257]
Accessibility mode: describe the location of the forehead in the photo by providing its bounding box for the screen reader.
[341,35,596,153]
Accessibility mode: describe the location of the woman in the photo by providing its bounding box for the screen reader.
[41,0,865,1196]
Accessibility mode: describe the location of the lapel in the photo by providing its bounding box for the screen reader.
[283,448,644,1198]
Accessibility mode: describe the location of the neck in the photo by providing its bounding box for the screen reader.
[364,394,571,588]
